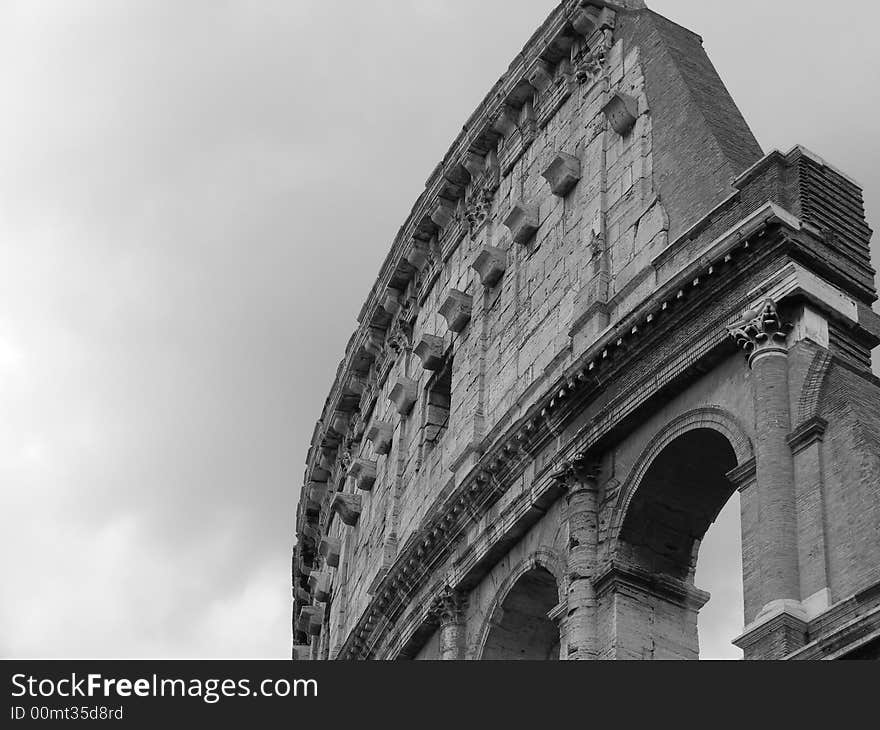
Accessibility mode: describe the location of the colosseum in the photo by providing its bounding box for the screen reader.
[292,0,880,660]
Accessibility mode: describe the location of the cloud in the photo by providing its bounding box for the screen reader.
[0,0,877,659]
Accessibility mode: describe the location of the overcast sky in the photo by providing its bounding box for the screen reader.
[1,1,877,660]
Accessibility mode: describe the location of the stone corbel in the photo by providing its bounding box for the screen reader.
[308,605,325,636]
[314,572,332,603]
[407,240,432,271]
[348,457,378,492]
[302,524,321,545]
[307,480,329,503]
[294,585,310,603]
[414,334,446,371]
[602,92,638,136]
[381,287,402,315]
[503,201,540,244]
[330,410,349,437]
[389,377,418,415]
[365,420,394,455]
[431,198,457,229]
[526,58,554,93]
[462,151,485,178]
[542,152,582,197]
[471,246,507,287]
[571,6,601,36]
[492,103,520,137]
[331,492,362,527]
[439,290,473,333]
[319,536,341,568]
[296,606,318,634]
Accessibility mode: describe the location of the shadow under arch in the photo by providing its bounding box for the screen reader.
[476,549,564,661]
[605,408,752,659]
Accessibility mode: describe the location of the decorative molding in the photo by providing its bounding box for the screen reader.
[726,458,757,492]
[602,92,638,136]
[503,201,540,244]
[365,420,394,455]
[542,152,581,197]
[389,377,418,416]
[414,334,446,371]
[471,246,507,288]
[439,290,473,333]
[728,298,792,366]
[787,417,829,455]
[349,458,378,492]
[331,493,362,527]
[593,561,710,611]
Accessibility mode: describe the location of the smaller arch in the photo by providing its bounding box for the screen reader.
[474,548,565,660]
[611,406,753,541]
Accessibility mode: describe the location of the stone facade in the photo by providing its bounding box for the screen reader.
[292,0,880,661]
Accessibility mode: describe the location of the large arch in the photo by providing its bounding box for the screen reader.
[475,549,564,661]
[603,410,751,659]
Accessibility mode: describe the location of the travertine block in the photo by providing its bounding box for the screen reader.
[389,377,418,415]
[542,152,582,196]
[439,290,473,333]
[319,536,341,568]
[414,334,446,370]
[331,493,362,527]
[365,420,394,455]
[471,246,507,287]
[602,92,638,136]
[348,458,378,492]
[503,201,540,244]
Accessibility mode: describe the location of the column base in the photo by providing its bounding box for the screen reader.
[733,600,809,659]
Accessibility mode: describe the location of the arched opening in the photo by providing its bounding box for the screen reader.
[481,567,560,660]
[617,428,742,660]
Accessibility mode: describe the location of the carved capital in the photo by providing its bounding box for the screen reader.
[430,587,468,628]
[439,290,473,333]
[553,452,601,493]
[728,299,792,365]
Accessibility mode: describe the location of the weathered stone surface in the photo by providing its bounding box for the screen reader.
[542,152,581,197]
[330,493,362,527]
[414,334,446,370]
[503,201,540,244]
[365,420,394,455]
[389,377,418,415]
[439,290,472,333]
[471,246,507,288]
[348,458,378,492]
[292,0,880,664]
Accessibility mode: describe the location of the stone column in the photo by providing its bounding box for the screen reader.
[433,588,468,660]
[730,299,806,656]
[557,455,600,660]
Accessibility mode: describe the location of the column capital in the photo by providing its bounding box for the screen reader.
[728,299,793,367]
[553,452,601,494]
[429,587,468,628]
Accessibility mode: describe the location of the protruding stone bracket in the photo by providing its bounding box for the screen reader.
[503,201,540,244]
[365,420,394,455]
[471,246,507,288]
[349,458,378,492]
[602,92,638,136]
[389,377,418,415]
[314,571,332,603]
[406,240,432,271]
[331,492,363,527]
[296,606,318,634]
[526,58,554,92]
[381,287,402,315]
[414,334,446,371]
[542,152,582,197]
[308,605,325,636]
[462,151,485,178]
[439,290,473,333]
[302,524,321,545]
[319,536,341,568]
[307,480,329,503]
[431,198,457,229]
[294,585,310,603]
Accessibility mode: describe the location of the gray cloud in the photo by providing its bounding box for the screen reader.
[0,0,877,659]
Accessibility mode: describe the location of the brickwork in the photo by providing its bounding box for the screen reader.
[292,1,880,661]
